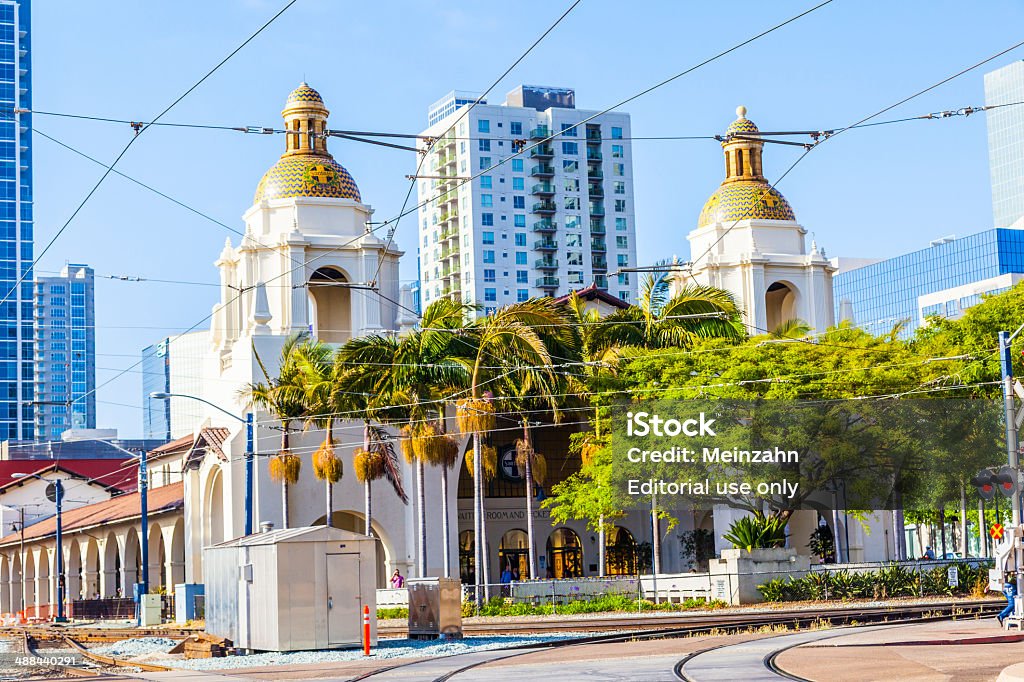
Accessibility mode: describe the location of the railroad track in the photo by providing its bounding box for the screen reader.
[674,605,1005,682]
[355,600,1002,682]
[12,625,194,644]
[378,598,1001,637]
[19,630,174,678]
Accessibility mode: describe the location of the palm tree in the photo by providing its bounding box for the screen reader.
[602,273,743,348]
[454,298,568,601]
[295,339,342,527]
[353,421,408,537]
[240,334,308,530]
[338,299,470,577]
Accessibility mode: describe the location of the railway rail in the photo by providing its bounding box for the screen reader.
[20,629,174,678]
[378,597,1001,637]
[356,600,1002,682]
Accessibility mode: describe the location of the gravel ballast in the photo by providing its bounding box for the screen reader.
[157,634,579,671]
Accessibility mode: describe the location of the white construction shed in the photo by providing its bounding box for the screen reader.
[204,526,378,652]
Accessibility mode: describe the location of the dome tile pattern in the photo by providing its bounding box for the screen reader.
[725,117,760,136]
[285,83,324,107]
[698,180,795,227]
[254,155,361,203]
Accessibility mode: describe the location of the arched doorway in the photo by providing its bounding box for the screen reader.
[203,467,225,550]
[459,530,475,585]
[148,523,165,590]
[546,528,583,579]
[605,527,637,576]
[102,532,120,598]
[169,519,185,587]
[308,267,352,344]
[23,550,35,612]
[312,511,390,587]
[123,528,141,593]
[498,529,529,579]
[765,281,798,331]
[64,543,81,604]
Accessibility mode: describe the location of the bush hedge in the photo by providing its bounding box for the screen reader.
[757,562,993,603]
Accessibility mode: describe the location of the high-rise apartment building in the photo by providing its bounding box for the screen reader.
[417,85,638,314]
[0,1,31,441]
[985,61,1024,228]
[832,228,1024,338]
[141,331,206,441]
[33,264,94,440]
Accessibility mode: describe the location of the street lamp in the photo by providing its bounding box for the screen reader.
[148,392,256,536]
[12,473,65,622]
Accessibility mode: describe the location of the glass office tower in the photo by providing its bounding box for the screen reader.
[833,228,1024,338]
[0,1,32,441]
[33,264,95,440]
[986,62,1024,228]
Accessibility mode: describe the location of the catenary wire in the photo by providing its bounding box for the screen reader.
[0,0,300,309]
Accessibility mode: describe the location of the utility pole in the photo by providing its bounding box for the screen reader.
[54,478,65,622]
[999,327,1024,615]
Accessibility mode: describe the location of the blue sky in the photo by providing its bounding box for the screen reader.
[28,0,1024,436]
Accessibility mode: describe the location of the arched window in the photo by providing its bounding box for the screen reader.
[308,267,352,344]
[546,527,583,579]
[459,530,475,585]
[605,526,637,576]
[498,529,529,580]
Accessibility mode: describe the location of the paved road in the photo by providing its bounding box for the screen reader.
[676,627,880,682]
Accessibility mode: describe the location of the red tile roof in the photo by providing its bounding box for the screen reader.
[554,283,630,309]
[0,481,184,547]
[0,459,138,494]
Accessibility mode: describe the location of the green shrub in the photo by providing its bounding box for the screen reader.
[722,514,787,552]
[376,606,408,619]
[755,560,995,603]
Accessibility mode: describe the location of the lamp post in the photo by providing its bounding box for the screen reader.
[148,392,255,536]
[12,473,64,622]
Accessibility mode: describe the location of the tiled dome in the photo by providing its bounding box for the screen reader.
[285,82,325,107]
[254,155,361,203]
[698,180,795,227]
[725,105,760,136]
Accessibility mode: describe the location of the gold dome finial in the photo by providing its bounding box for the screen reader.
[736,105,747,118]
[253,84,362,204]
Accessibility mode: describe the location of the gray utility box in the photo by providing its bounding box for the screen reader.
[407,578,463,640]
[204,526,377,652]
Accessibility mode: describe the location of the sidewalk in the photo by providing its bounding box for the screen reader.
[775,619,1024,681]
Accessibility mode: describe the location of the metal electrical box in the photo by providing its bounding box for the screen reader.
[204,526,378,652]
[407,578,462,640]
[140,594,162,626]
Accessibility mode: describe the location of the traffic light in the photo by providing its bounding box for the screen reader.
[972,469,996,501]
[996,465,1018,499]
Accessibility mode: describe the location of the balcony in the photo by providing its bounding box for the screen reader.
[536,276,560,288]
[531,182,555,196]
[438,209,458,223]
[586,149,603,162]
[588,169,603,180]
[586,129,602,142]
[529,145,554,160]
[532,200,557,214]
[530,164,555,177]
[589,205,605,216]
[595,275,608,289]
[588,184,604,198]
[591,240,607,253]
[534,239,558,251]
[590,223,606,235]
[592,256,608,269]
[441,245,460,259]
[535,258,559,270]
[530,125,550,140]
[533,219,556,233]
[441,227,460,241]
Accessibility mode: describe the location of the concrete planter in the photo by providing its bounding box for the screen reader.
[709,547,810,605]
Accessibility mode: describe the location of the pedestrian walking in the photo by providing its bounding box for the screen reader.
[999,573,1017,627]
